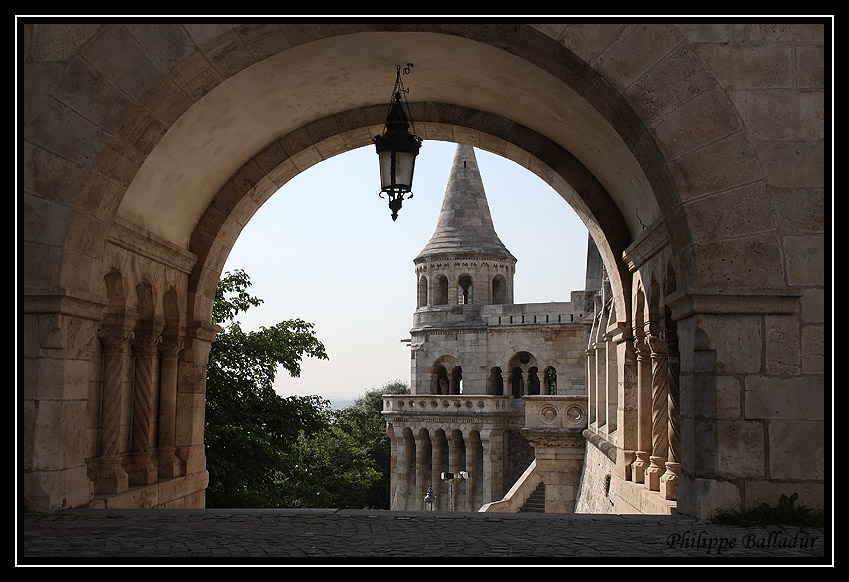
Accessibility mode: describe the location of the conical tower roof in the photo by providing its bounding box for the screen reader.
[416,145,515,262]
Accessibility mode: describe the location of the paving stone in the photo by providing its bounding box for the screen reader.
[19,509,828,565]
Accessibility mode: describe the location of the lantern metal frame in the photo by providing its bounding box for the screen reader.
[373,64,423,221]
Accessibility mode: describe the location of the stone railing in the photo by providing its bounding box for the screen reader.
[382,394,512,415]
[481,302,583,326]
[479,459,540,513]
[522,395,589,431]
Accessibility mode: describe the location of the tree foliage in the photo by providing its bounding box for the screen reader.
[205,270,410,509]
[205,270,330,508]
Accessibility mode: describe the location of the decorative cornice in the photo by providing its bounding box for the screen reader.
[622,217,668,271]
[23,288,108,320]
[666,286,804,319]
[109,216,197,274]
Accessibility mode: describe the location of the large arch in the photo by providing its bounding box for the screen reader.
[22,22,826,518]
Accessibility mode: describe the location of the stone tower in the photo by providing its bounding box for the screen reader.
[383,144,592,513]
[411,144,517,395]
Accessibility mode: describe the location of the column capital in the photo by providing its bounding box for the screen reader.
[98,326,133,351]
[646,333,667,358]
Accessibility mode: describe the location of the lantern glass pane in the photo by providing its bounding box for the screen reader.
[394,151,416,189]
[378,150,393,189]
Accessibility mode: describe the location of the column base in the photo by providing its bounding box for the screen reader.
[126,453,158,486]
[94,457,128,494]
[646,456,667,491]
[156,448,183,478]
[622,450,636,481]
[631,451,649,484]
[660,462,681,500]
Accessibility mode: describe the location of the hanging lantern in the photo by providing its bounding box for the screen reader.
[373,64,422,221]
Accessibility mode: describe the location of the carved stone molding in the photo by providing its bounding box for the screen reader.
[665,286,803,320]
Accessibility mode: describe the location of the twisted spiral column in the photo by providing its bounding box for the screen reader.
[95,326,132,493]
[127,330,161,485]
[646,333,668,491]
[661,329,681,499]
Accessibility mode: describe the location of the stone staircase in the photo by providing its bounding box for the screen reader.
[519,482,545,513]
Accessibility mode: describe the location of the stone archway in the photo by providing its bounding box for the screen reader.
[23,22,825,517]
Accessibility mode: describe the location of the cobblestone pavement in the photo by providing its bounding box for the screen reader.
[19,509,830,566]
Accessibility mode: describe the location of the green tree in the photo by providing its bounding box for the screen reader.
[284,380,410,509]
[205,269,330,508]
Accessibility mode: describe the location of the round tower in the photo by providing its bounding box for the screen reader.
[413,144,517,323]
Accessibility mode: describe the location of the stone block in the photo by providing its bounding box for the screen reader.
[628,45,717,123]
[672,132,763,202]
[764,315,801,376]
[772,187,825,234]
[595,24,680,91]
[796,44,826,88]
[652,86,741,160]
[784,234,825,286]
[692,374,742,419]
[759,141,825,188]
[768,420,824,480]
[684,182,777,244]
[702,315,763,375]
[800,288,824,324]
[691,235,786,288]
[801,325,824,374]
[744,479,824,511]
[690,418,765,479]
[695,43,793,89]
[744,376,823,420]
[678,476,742,520]
[730,89,823,141]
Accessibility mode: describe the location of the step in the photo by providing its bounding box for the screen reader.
[519,483,545,513]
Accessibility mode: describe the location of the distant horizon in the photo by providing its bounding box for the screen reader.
[222,140,590,402]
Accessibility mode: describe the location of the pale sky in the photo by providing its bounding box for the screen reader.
[222,140,589,404]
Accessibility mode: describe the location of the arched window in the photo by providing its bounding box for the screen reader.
[451,366,463,395]
[510,367,524,398]
[487,367,503,395]
[545,367,557,395]
[434,366,449,395]
[417,275,428,308]
[492,274,507,304]
[435,275,449,305]
[458,275,473,305]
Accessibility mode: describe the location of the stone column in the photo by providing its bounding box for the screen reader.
[430,430,445,511]
[586,348,595,425]
[173,321,218,495]
[386,423,399,510]
[661,329,681,500]
[646,333,669,491]
[479,428,504,506]
[595,342,606,427]
[157,335,184,478]
[522,427,586,513]
[126,327,162,485]
[618,332,639,482]
[606,337,619,431]
[447,430,464,510]
[95,325,132,494]
[397,430,413,510]
[415,429,430,511]
[467,431,481,510]
[502,372,511,400]
[630,336,651,483]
